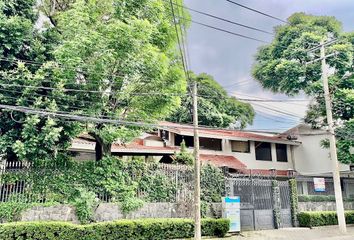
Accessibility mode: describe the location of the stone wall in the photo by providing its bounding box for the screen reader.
[21,205,79,223]
[19,202,222,223]
[298,201,354,212]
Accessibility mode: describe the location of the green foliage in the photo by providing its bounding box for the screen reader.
[120,197,144,214]
[174,140,194,165]
[298,195,354,202]
[289,179,299,226]
[0,201,30,222]
[0,201,59,223]
[201,164,225,202]
[252,12,354,164]
[71,188,98,224]
[0,218,230,239]
[41,0,189,159]
[272,180,281,229]
[169,72,255,128]
[297,211,354,227]
[0,157,180,222]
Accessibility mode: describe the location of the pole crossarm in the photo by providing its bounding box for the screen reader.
[305,52,339,65]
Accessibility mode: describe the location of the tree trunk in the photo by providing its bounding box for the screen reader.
[89,128,112,161]
[94,137,111,161]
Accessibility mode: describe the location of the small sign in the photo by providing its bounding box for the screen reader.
[222,196,241,232]
[314,178,326,192]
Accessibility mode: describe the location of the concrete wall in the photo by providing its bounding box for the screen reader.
[16,203,221,223]
[298,201,354,212]
[293,130,350,175]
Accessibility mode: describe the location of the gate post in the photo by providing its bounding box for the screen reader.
[272,180,281,229]
[289,179,298,227]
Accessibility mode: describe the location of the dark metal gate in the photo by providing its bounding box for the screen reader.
[226,176,292,231]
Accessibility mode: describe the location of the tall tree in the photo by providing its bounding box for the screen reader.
[0,0,189,162]
[40,0,189,160]
[169,73,254,128]
[252,13,354,163]
[0,0,81,163]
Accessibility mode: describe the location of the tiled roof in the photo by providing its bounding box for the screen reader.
[200,154,247,170]
[240,169,289,177]
[159,121,295,143]
[71,137,177,153]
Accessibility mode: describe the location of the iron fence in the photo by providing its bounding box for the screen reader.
[0,161,195,204]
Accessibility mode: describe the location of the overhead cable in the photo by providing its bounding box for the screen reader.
[225,0,289,24]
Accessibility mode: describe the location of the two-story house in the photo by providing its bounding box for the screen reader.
[70,121,354,197]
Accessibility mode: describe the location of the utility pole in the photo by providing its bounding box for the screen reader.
[192,80,201,239]
[320,40,347,233]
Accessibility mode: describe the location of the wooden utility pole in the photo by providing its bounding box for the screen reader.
[320,40,347,233]
[192,80,201,239]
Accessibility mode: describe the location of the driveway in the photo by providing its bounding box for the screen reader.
[205,225,354,240]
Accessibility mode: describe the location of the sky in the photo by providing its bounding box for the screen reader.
[184,0,354,132]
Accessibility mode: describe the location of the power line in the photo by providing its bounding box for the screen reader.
[0,82,187,96]
[238,98,309,102]
[225,0,289,24]
[167,0,273,35]
[251,102,304,119]
[176,15,269,43]
[169,0,189,80]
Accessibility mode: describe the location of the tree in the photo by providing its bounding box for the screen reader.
[0,0,189,162]
[252,13,354,163]
[40,0,189,160]
[169,72,254,128]
[0,0,81,163]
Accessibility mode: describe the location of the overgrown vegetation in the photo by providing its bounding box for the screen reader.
[298,195,354,202]
[201,164,225,203]
[298,211,354,227]
[0,218,230,239]
[289,179,298,226]
[173,140,194,165]
[0,201,59,223]
[0,157,225,223]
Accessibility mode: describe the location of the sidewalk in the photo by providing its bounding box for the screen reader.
[206,225,354,240]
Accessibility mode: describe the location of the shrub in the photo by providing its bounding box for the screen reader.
[0,218,230,240]
[298,195,354,202]
[297,211,354,227]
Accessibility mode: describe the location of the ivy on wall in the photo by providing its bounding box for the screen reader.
[0,157,225,223]
[289,179,299,226]
[272,180,281,229]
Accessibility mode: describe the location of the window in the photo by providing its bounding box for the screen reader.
[276,144,288,162]
[199,137,222,151]
[255,142,272,161]
[174,134,194,147]
[159,130,169,140]
[231,140,250,153]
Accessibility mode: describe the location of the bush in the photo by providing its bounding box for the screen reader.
[297,211,354,227]
[298,195,354,202]
[0,218,230,240]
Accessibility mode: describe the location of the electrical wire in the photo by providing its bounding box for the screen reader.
[176,15,269,43]
[225,0,289,24]
[166,0,273,35]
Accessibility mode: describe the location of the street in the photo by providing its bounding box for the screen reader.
[205,225,354,240]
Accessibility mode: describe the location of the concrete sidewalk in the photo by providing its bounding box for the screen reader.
[206,225,354,240]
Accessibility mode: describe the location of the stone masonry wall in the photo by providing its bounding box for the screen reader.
[298,201,354,212]
[19,202,222,223]
[21,205,79,223]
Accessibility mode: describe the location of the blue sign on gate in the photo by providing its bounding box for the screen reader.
[222,196,241,232]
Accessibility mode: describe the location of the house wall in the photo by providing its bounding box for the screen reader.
[292,133,350,175]
[168,132,294,171]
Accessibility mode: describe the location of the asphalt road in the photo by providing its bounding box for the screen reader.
[204,225,354,240]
